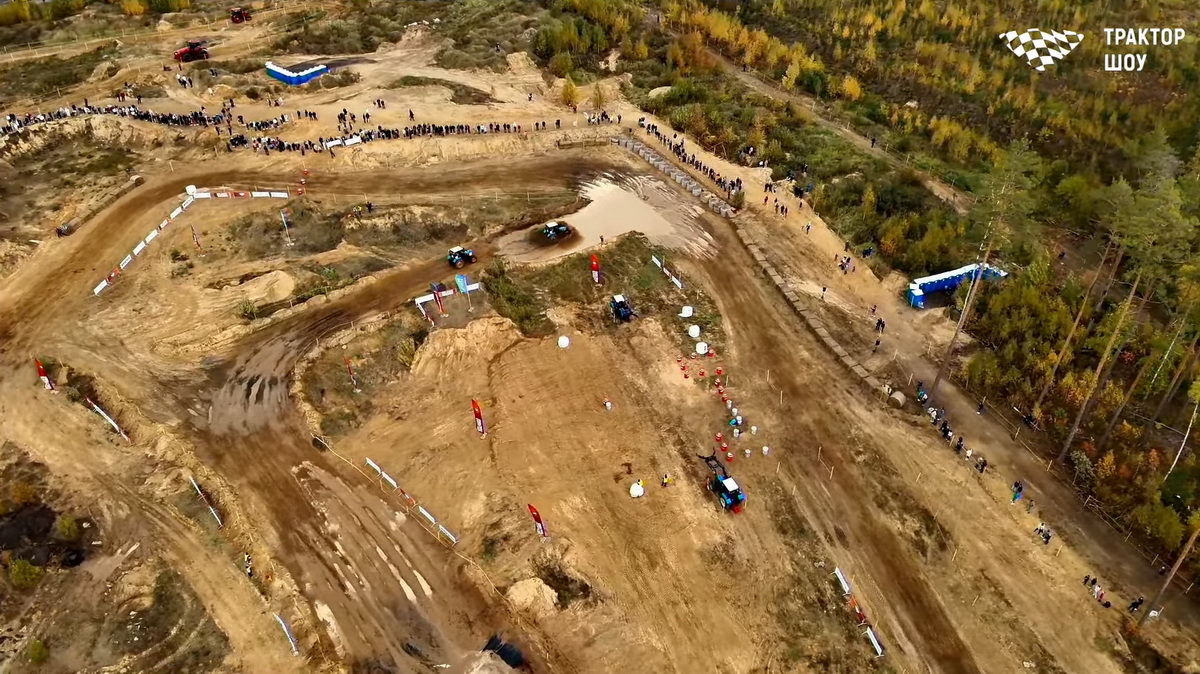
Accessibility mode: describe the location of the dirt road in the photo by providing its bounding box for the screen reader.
[0,151,615,671]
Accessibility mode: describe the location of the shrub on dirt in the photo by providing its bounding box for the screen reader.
[9,558,43,590]
[214,57,265,75]
[26,638,49,665]
[0,45,118,107]
[305,69,361,91]
[387,76,495,105]
[302,310,429,436]
[55,516,80,542]
[236,300,258,321]
[433,0,545,72]
[10,481,38,507]
[273,0,433,54]
[481,258,553,337]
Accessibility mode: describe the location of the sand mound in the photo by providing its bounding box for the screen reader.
[230,270,295,305]
[505,578,558,620]
[411,316,522,376]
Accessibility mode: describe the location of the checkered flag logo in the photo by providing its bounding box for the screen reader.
[999,29,1084,71]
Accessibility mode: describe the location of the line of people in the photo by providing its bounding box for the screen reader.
[639,118,745,200]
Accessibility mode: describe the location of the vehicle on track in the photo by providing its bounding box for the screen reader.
[447,246,478,269]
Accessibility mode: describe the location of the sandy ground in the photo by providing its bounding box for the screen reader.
[0,16,1198,674]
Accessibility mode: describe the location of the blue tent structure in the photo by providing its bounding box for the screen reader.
[265,61,328,86]
[905,263,1008,309]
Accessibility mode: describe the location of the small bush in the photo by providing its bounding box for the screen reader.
[9,559,43,590]
[169,248,187,262]
[481,258,552,336]
[387,75,496,104]
[305,69,360,91]
[10,482,37,507]
[27,639,49,665]
[237,300,258,321]
[55,516,80,542]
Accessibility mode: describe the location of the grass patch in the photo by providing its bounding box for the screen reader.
[301,311,430,436]
[484,233,725,348]
[0,45,117,107]
[388,75,496,104]
[273,1,437,54]
[481,258,553,336]
[305,69,361,91]
[225,200,478,260]
[212,57,266,75]
[433,0,546,72]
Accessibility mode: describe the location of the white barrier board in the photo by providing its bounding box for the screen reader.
[119,254,134,270]
[250,191,271,198]
[132,241,146,256]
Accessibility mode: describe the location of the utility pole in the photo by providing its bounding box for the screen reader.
[929,173,1013,404]
[930,235,995,402]
[1139,519,1200,628]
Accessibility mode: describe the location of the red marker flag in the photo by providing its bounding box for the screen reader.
[528,504,548,538]
[432,285,447,316]
[590,254,600,285]
[343,356,360,391]
[471,399,486,437]
[35,359,55,391]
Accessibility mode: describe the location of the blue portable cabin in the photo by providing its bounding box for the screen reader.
[265,62,329,87]
[906,263,1008,309]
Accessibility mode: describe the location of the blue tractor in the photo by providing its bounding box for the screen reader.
[610,294,636,323]
[447,245,477,269]
[699,452,746,513]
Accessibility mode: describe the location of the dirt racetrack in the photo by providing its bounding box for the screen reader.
[2,21,1197,674]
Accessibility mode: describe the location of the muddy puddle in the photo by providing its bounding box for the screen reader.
[495,173,714,264]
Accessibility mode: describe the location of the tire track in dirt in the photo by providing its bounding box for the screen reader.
[0,151,610,671]
[696,214,982,674]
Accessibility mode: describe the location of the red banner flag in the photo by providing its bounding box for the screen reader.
[590,254,600,285]
[527,504,548,538]
[35,359,55,391]
[343,356,359,391]
[471,399,486,437]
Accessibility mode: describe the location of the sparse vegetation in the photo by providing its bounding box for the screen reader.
[26,639,49,665]
[273,0,434,54]
[305,69,361,91]
[433,0,546,71]
[54,516,80,542]
[236,299,258,321]
[0,45,117,106]
[301,311,430,436]
[481,258,553,337]
[9,558,44,590]
[388,75,496,105]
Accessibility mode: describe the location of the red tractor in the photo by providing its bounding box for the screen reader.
[230,7,251,23]
[173,40,209,63]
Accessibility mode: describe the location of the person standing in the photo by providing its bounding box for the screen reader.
[1128,596,1145,613]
